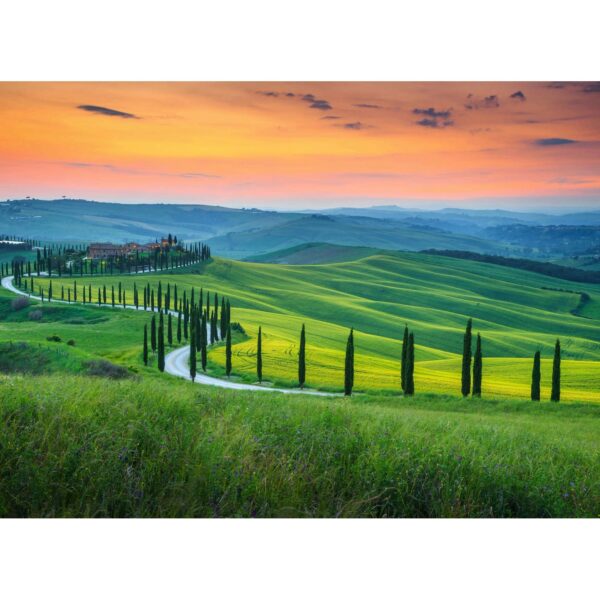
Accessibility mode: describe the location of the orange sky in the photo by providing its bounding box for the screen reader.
[0,82,599,208]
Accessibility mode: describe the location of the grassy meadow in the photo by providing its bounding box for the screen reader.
[1,374,599,517]
[3,249,600,517]
[26,250,600,401]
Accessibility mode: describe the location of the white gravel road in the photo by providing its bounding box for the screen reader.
[1,273,335,396]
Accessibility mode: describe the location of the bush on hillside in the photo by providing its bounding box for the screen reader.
[46,335,61,343]
[85,360,130,379]
[11,296,30,311]
[66,339,76,346]
[231,322,246,334]
[28,310,43,321]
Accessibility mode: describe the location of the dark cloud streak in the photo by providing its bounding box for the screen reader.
[534,138,578,146]
[77,105,139,119]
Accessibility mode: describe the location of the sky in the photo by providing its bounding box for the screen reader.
[0,82,599,210]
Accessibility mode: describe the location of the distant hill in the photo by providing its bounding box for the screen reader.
[0,199,297,242]
[207,214,509,259]
[245,243,380,264]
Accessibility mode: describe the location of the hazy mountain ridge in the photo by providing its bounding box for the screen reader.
[2,198,600,260]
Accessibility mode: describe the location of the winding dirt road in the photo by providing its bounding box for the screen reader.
[1,273,335,396]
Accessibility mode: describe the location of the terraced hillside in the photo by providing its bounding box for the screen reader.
[26,250,600,401]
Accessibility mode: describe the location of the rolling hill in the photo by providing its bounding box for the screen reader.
[27,250,600,401]
[206,214,509,259]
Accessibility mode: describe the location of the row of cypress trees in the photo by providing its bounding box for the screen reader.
[531,340,561,402]
[253,324,415,397]
[142,291,233,377]
[460,318,561,401]
[5,242,210,280]
[251,320,563,400]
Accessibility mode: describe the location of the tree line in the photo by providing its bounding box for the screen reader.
[234,319,563,400]
[12,264,566,401]
[142,287,232,378]
[4,242,211,280]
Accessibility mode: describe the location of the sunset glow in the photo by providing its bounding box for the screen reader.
[1,82,599,208]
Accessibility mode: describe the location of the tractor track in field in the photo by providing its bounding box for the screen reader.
[1,273,335,397]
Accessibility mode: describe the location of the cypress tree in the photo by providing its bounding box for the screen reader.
[298,324,306,388]
[257,326,263,383]
[220,297,226,340]
[344,328,354,396]
[143,324,149,366]
[210,311,216,344]
[225,324,232,377]
[195,308,201,351]
[167,313,173,346]
[151,315,157,352]
[103,284,107,304]
[461,318,473,397]
[112,286,115,308]
[177,311,182,344]
[200,312,207,371]
[531,350,541,401]
[405,332,415,396]
[214,293,219,331]
[472,333,482,397]
[551,339,561,402]
[189,322,197,382]
[183,303,189,340]
[401,324,409,392]
[158,314,165,372]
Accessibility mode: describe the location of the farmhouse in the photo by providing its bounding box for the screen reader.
[87,240,165,258]
[88,243,127,259]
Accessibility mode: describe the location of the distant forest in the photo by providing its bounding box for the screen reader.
[422,250,600,284]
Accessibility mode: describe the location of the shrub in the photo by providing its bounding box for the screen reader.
[66,339,76,346]
[231,322,246,334]
[28,310,43,321]
[85,360,130,379]
[46,335,61,343]
[11,296,30,311]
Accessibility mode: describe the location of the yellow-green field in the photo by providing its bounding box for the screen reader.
[26,250,600,401]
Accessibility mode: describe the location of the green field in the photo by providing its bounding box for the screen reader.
[1,374,599,517]
[25,249,600,401]
[3,249,600,517]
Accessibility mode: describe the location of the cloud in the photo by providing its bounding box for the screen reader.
[178,172,221,179]
[62,162,220,178]
[258,90,333,111]
[321,115,341,120]
[64,162,118,170]
[335,122,370,130]
[510,91,526,101]
[582,83,600,93]
[77,104,139,119]
[546,82,600,93]
[353,103,382,109]
[464,94,500,109]
[416,118,454,129]
[300,93,332,110]
[549,176,592,185]
[413,107,452,119]
[534,138,578,146]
